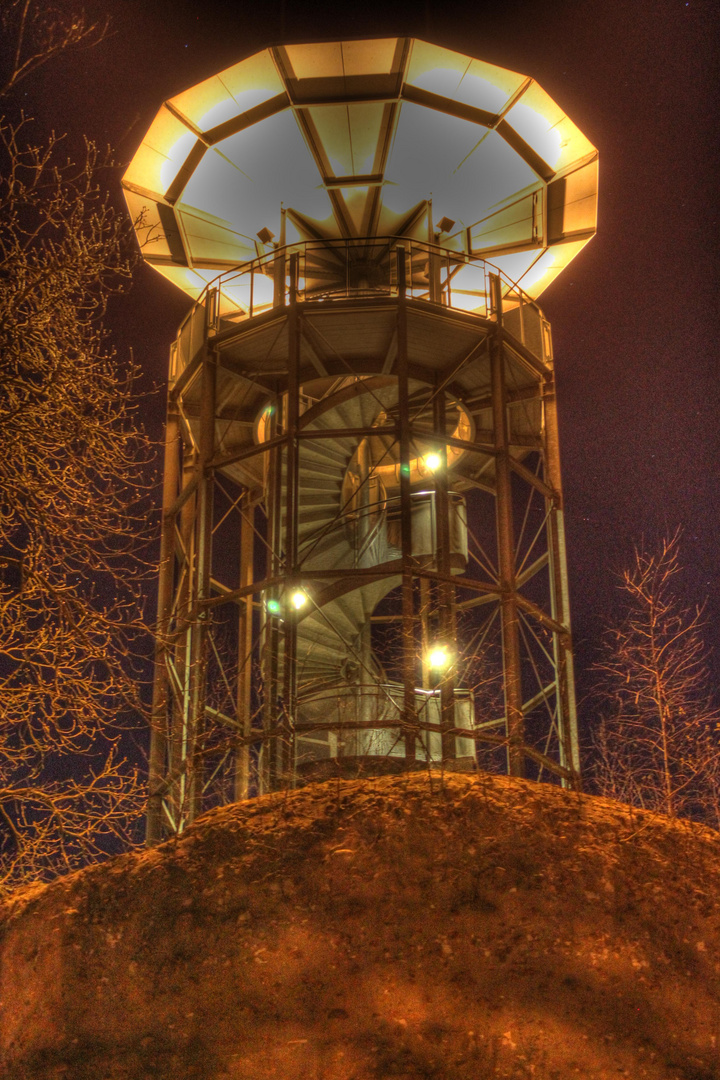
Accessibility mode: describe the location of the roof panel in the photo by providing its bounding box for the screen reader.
[123,190,175,260]
[348,103,387,175]
[504,82,595,173]
[341,38,398,76]
[406,40,525,115]
[513,236,592,296]
[151,263,218,300]
[284,42,344,80]
[124,38,597,302]
[439,129,539,228]
[123,106,197,197]
[179,210,256,265]
[306,105,353,176]
[169,49,285,133]
[385,101,485,196]
[470,189,542,253]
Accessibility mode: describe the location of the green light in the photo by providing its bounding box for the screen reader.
[267,598,281,615]
[400,463,411,476]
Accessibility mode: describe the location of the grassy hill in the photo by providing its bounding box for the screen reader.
[1,772,718,1079]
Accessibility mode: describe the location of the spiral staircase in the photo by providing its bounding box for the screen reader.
[270,377,474,771]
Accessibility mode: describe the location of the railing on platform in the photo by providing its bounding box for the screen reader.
[170,237,552,380]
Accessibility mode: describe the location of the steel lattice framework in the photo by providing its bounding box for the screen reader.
[123,39,598,840]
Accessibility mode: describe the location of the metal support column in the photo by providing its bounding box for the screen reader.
[262,399,283,792]
[280,253,300,784]
[490,276,524,777]
[234,495,254,800]
[396,246,416,761]
[543,378,581,788]
[357,438,372,753]
[168,442,198,828]
[146,405,180,844]
[187,317,217,819]
[433,387,456,762]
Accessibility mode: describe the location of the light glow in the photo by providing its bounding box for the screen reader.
[425,453,441,471]
[291,590,308,610]
[428,646,451,671]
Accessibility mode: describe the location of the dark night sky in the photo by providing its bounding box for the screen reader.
[16,0,720,710]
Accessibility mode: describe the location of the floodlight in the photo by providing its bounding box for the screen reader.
[291,590,308,610]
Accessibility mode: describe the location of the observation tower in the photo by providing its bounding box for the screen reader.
[123,38,598,840]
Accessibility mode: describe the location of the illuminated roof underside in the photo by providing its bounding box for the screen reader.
[123,38,598,303]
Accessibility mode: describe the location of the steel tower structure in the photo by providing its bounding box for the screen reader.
[123,39,598,841]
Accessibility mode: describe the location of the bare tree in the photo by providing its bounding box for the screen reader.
[0,3,149,893]
[591,530,720,824]
[0,0,108,98]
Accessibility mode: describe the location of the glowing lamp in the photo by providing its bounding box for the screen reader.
[266,598,281,615]
[427,646,451,671]
[425,453,441,472]
[291,590,308,610]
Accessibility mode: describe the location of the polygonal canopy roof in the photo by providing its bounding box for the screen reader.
[123,38,598,303]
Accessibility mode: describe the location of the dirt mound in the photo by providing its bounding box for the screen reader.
[1,772,718,1079]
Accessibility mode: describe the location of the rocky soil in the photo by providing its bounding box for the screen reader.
[1,772,719,1079]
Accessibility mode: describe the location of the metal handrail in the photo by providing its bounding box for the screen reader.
[172,236,551,374]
